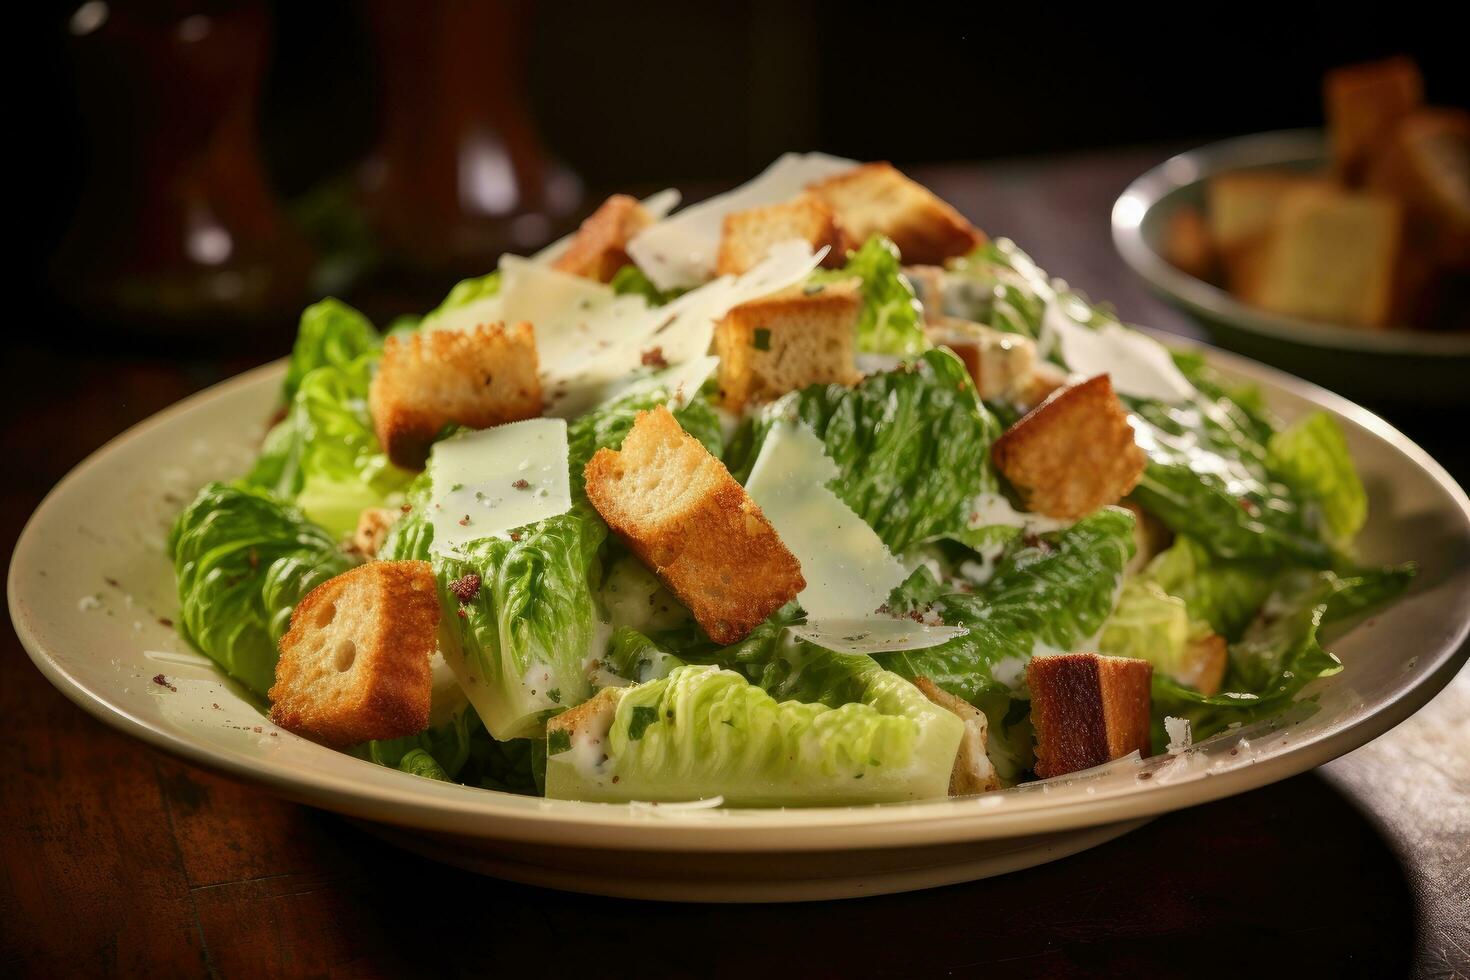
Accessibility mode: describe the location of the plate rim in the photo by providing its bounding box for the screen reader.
[1111,127,1470,357]
[9,347,1470,854]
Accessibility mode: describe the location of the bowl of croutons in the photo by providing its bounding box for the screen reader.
[1113,57,1469,404]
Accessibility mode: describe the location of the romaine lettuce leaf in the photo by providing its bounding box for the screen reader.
[168,482,353,697]
[1140,535,1275,641]
[602,627,687,685]
[882,507,1136,701]
[434,270,502,313]
[1266,412,1368,549]
[544,663,963,806]
[282,298,380,403]
[727,349,1001,553]
[434,504,607,740]
[609,264,684,306]
[247,355,415,539]
[810,235,928,356]
[1152,564,1413,742]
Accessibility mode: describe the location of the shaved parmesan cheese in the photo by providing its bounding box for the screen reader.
[627,152,856,291]
[788,619,967,655]
[539,241,821,417]
[428,418,572,557]
[967,492,1072,533]
[745,419,968,654]
[1040,300,1194,403]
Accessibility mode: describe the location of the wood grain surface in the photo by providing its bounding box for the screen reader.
[4,149,1467,979]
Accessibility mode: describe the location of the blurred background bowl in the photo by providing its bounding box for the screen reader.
[1112,129,1470,404]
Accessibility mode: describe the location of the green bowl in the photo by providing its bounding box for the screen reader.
[1112,129,1470,405]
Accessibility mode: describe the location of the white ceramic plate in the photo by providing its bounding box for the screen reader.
[10,349,1470,902]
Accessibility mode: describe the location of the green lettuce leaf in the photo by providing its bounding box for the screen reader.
[941,239,1055,338]
[810,235,928,356]
[544,663,963,806]
[726,349,1001,553]
[1266,412,1368,549]
[882,507,1136,701]
[1152,565,1413,741]
[1140,535,1275,641]
[247,355,415,539]
[610,264,684,306]
[434,504,607,740]
[168,482,353,697]
[602,627,687,685]
[283,298,380,403]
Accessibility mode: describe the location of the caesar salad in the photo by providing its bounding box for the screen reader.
[167,153,1413,806]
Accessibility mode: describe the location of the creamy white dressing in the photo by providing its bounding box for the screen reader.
[427,418,572,557]
[967,491,1072,534]
[788,619,967,655]
[1040,300,1194,403]
[626,152,856,290]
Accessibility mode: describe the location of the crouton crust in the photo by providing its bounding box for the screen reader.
[914,676,1001,795]
[1177,633,1228,698]
[1325,56,1424,183]
[1027,653,1153,779]
[583,406,804,644]
[714,279,863,411]
[925,318,1038,402]
[269,560,440,748]
[992,374,1146,520]
[370,321,542,470]
[553,194,653,283]
[808,162,983,264]
[716,193,847,276]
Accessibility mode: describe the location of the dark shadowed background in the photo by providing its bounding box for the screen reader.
[24,0,1470,349]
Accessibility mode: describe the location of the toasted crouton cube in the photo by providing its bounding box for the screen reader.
[1174,632,1228,698]
[352,507,399,559]
[1238,186,1402,328]
[1027,653,1153,779]
[1119,501,1173,576]
[1161,204,1218,282]
[370,321,542,469]
[1014,361,1068,410]
[991,375,1147,520]
[716,194,847,276]
[913,676,1001,795]
[1205,171,1333,293]
[808,162,984,264]
[552,194,654,283]
[269,560,440,748]
[1366,109,1470,270]
[713,279,863,411]
[1325,56,1424,183]
[926,318,1038,401]
[583,406,804,644]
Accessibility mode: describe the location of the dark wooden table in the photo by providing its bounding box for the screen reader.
[5,148,1468,979]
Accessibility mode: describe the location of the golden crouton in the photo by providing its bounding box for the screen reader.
[808,162,984,264]
[352,507,399,558]
[1174,632,1228,698]
[926,318,1038,402]
[583,406,804,644]
[269,560,440,748]
[913,676,1001,795]
[1014,362,1068,410]
[1027,653,1153,779]
[716,193,847,276]
[1161,204,1217,282]
[1367,109,1470,270]
[546,687,619,744]
[991,375,1147,520]
[1205,171,1332,292]
[369,321,542,470]
[552,194,654,283]
[1237,185,1402,328]
[1325,56,1424,183]
[713,279,863,411]
[1119,500,1173,576]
